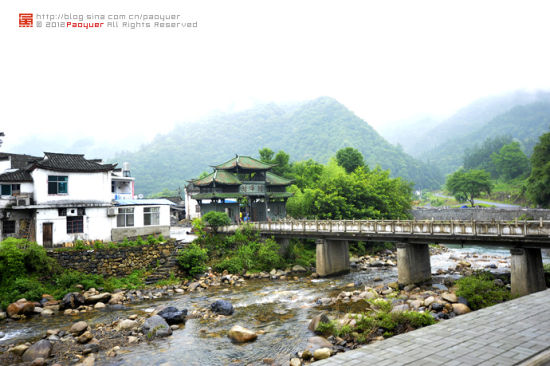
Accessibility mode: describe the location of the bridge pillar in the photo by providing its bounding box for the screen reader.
[397,243,431,285]
[510,248,546,297]
[316,239,350,276]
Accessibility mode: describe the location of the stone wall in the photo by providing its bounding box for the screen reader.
[47,241,177,277]
[111,225,170,242]
[412,208,550,221]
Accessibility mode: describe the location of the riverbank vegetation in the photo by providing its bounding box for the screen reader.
[455,271,512,310]
[0,237,158,309]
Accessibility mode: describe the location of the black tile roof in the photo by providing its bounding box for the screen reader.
[0,153,41,169]
[32,153,116,173]
[0,169,33,182]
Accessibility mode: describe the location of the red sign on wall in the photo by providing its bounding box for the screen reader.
[19,13,33,27]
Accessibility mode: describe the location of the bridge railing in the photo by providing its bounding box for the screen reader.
[219,219,550,237]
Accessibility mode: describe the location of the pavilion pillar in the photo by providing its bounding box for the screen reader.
[510,247,546,297]
[316,239,350,276]
[397,243,431,285]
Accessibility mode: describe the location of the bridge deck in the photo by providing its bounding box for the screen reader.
[315,289,550,366]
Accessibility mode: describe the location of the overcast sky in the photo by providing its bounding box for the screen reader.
[2,0,550,155]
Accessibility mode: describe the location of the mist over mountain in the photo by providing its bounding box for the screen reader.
[419,101,550,174]
[113,97,444,195]
[384,90,550,157]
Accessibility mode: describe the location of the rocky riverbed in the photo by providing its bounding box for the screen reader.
[0,245,515,365]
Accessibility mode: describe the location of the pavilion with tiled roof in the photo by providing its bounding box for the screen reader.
[188,155,293,222]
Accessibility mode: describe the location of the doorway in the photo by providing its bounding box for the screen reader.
[42,223,53,248]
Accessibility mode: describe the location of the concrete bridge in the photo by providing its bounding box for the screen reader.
[220,219,550,296]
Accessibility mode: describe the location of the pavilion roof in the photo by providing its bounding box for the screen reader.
[212,155,275,171]
[191,170,241,186]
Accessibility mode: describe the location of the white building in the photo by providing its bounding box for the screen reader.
[0,152,172,247]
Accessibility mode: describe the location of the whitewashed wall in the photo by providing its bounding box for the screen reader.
[31,169,111,204]
[34,207,113,246]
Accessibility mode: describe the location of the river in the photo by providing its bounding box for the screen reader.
[1,245,547,365]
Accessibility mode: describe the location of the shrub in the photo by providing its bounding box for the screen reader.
[202,211,231,233]
[315,321,337,336]
[55,270,105,294]
[287,240,315,268]
[214,256,244,274]
[105,270,145,291]
[177,243,208,277]
[147,235,158,245]
[93,241,105,250]
[456,271,511,310]
[257,239,284,271]
[0,238,26,280]
[74,240,87,250]
[158,234,165,242]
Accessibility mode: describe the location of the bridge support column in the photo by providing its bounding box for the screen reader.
[316,239,350,276]
[397,243,431,285]
[510,248,546,297]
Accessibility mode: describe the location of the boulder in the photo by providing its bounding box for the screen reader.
[30,357,45,366]
[431,302,444,311]
[70,321,89,336]
[432,284,449,291]
[290,358,301,366]
[308,313,330,332]
[10,344,30,355]
[292,265,307,272]
[85,293,111,304]
[304,336,333,352]
[7,300,35,318]
[77,331,93,344]
[424,296,435,307]
[22,340,52,362]
[108,292,125,305]
[141,315,172,338]
[41,309,54,317]
[441,293,458,303]
[210,300,234,316]
[61,292,86,309]
[313,347,331,360]
[228,325,257,343]
[0,311,6,320]
[452,303,471,315]
[94,302,106,309]
[157,306,187,324]
[391,304,410,313]
[117,319,138,331]
[409,300,423,309]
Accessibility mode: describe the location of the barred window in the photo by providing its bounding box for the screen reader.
[67,216,83,234]
[144,207,160,226]
[117,207,134,227]
[2,220,16,234]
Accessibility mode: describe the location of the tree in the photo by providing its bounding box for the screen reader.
[463,136,513,177]
[446,169,493,207]
[490,141,530,180]
[202,211,231,233]
[526,132,550,207]
[335,147,365,173]
[258,148,275,163]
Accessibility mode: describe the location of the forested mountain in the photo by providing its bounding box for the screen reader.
[420,102,550,174]
[385,90,550,157]
[113,97,443,195]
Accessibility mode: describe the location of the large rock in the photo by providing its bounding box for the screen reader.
[141,315,172,338]
[292,265,307,272]
[22,340,52,362]
[61,292,86,309]
[210,300,234,316]
[157,306,187,324]
[228,325,257,343]
[452,303,471,315]
[0,311,6,320]
[7,300,35,318]
[117,319,138,331]
[108,292,125,305]
[442,293,458,303]
[308,313,330,332]
[77,331,93,344]
[70,321,89,336]
[313,347,331,360]
[304,336,333,352]
[85,293,111,304]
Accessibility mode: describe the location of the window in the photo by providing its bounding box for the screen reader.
[144,207,160,226]
[67,216,83,233]
[2,220,16,234]
[1,184,20,196]
[48,176,68,194]
[117,207,134,227]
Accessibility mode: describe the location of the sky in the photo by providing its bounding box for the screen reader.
[2,0,550,156]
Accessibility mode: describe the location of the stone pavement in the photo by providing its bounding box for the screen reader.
[315,289,550,366]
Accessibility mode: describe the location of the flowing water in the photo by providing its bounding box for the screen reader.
[1,245,546,365]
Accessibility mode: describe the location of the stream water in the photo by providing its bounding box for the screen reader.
[1,246,547,365]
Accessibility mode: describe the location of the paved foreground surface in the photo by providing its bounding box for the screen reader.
[315,289,550,366]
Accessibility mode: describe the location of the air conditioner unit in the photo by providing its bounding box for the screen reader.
[107,208,116,217]
[16,196,31,206]
[67,208,78,216]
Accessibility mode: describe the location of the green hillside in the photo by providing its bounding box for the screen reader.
[113,97,443,195]
[420,102,550,174]
[399,90,550,157]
